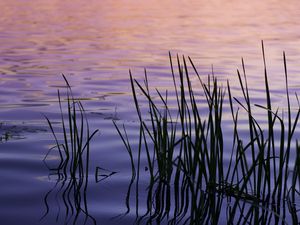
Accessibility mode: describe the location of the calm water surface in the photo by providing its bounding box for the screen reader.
[1,0,300,224]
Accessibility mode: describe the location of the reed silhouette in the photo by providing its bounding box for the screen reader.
[116,42,300,224]
[43,75,98,225]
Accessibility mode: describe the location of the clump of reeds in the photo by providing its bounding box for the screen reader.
[44,75,98,179]
[115,42,300,224]
[43,75,98,225]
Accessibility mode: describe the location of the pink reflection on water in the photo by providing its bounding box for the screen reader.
[0,0,299,107]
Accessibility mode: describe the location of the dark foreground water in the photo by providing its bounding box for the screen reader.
[1,0,300,224]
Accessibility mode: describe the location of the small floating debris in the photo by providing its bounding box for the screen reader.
[0,122,47,142]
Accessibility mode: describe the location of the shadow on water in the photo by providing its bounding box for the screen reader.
[115,43,300,225]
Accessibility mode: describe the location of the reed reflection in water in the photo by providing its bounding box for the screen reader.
[41,170,96,225]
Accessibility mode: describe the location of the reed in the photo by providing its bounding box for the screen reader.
[44,74,98,179]
[116,43,300,224]
[43,75,98,225]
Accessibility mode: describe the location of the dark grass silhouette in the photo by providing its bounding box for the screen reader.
[116,42,300,224]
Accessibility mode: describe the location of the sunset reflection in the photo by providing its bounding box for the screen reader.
[1,0,300,224]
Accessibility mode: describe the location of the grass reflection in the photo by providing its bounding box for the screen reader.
[41,171,96,225]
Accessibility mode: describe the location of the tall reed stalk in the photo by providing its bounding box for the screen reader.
[116,45,300,224]
[43,75,98,225]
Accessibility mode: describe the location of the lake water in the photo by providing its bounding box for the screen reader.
[1,0,300,224]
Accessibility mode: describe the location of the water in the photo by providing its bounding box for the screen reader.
[1,0,300,224]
